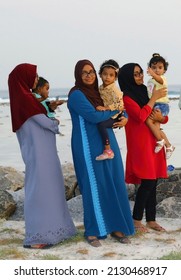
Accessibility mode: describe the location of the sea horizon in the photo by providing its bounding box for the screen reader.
[0,84,181,104]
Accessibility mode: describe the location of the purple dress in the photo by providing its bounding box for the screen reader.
[16,114,76,245]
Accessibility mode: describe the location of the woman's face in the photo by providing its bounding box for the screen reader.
[81,65,96,86]
[134,65,144,85]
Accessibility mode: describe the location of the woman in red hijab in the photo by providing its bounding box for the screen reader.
[8,63,76,249]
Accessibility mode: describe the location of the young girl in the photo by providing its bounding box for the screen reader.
[32,77,64,120]
[146,53,175,159]
[96,59,126,161]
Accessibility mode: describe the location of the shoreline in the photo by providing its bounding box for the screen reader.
[0,99,181,172]
[0,96,180,105]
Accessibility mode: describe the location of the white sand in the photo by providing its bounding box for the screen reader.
[0,100,181,171]
[0,100,181,261]
[0,218,180,261]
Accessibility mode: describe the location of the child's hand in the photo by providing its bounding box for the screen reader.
[147,67,154,76]
[56,100,65,106]
[49,100,58,111]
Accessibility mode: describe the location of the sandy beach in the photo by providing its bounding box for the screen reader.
[0,100,181,262]
[0,99,181,171]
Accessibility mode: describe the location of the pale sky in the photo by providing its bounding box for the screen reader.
[0,0,181,90]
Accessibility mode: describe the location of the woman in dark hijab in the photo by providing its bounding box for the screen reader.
[68,59,134,247]
[118,63,168,233]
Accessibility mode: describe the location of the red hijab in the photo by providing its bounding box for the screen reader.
[8,63,46,132]
[68,59,104,107]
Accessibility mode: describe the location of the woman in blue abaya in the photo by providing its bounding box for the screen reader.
[67,59,134,247]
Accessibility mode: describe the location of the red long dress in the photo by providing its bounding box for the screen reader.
[124,96,168,184]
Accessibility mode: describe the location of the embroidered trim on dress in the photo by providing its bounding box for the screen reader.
[25,223,76,245]
[79,115,107,236]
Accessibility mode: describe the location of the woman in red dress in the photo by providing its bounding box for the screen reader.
[118,63,168,233]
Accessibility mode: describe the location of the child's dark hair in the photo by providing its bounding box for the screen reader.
[99,59,119,76]
[148,53,169,71]
[32,77,49,92]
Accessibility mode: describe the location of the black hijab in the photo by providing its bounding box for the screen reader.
[68,59,104,107]
[118,63,149,108]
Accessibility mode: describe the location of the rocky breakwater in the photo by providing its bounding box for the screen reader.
[0,165,181,223]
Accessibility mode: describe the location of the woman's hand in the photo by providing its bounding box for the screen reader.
[147,86,167,109]
[113,116,128,129]
[151,86,167,101]
[149,108,165,123]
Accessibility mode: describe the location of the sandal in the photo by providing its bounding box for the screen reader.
[96,149,114,161]
[146,222,166,232]
[23,244,53,249]
[166,145,175,159]
[134,226,149,233]
[85,236,102,247]
[111,232,131,244]
[134,221,149,233]
[155,139,165,153]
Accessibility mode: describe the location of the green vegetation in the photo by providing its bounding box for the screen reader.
[0,248,27,260]
[159,251,181,260]
[39,254,62,260]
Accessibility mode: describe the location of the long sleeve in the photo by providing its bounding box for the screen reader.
[124,96,168,124]
[68,90,119,124]
[31,114,60,134]
[124,96,153,123]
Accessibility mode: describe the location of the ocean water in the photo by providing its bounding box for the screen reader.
[0,88,70,103]
[0,85,181,104]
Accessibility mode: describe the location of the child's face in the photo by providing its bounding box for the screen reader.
[100,67,117,87]
[151,62,165,76]
[38,83,49,100]
[32,74,39,90]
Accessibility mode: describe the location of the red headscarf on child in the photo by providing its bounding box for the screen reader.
[8,63,46,132]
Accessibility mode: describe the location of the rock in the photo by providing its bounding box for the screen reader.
[62,163,80,200]
[126,184,136,200]
[1,165,181,221]
[157,197,181,218]
[8,188,24,221]
[156,168,181,203]
[67,195,83,224]
[0,166,24,191]
[64,178,79,200]
[0,190,16,219]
